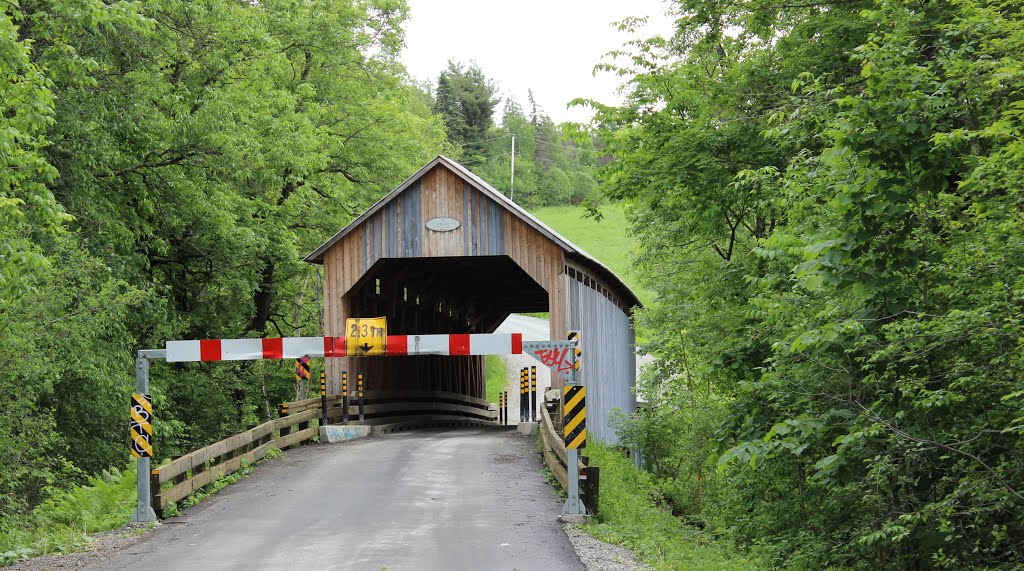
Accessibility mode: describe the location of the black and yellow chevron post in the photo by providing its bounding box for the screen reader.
[357,373,365,422]
[319,371,328,426]
[530,366,537,422]
[129,393,154,458]
[341,371,349,424]
[568,330,582,371]
[563,385,587,450]
[520,368,527,421]
[295,356,311,398]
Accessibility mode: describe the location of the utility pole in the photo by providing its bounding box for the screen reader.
[510,134,516,201]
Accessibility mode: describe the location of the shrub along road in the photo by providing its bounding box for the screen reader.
[74,428,583,570]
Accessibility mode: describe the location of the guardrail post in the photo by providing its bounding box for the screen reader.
[519,368,526,422]
[563,365,586,516]
[581,466,600,516]
[530,366,537,422]
[342,372,349,425]
[357,373,365,422]
[279,402,290,442]
[150,469,163,518]
[320,372,328,427]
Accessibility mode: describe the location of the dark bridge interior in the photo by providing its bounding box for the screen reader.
[344,256,548,398]
[348,256,548,335]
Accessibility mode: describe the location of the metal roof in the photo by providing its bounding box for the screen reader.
[304,155,642,309]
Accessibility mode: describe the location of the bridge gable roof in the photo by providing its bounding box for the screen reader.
[304,155,641,308]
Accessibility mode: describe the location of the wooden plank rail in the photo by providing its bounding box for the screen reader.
[538,405,585,491]
[151,409,319,512]
[150,392,496,515]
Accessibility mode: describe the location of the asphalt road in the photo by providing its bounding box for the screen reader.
[86,428,583,571]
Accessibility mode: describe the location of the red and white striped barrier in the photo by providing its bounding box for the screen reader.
[165,334,524,363]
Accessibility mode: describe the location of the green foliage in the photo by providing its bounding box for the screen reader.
[589,0,1024,568]
[484,355,508,405]
[581,442,761,570]
[531,205,651,307]
[425,60,602,207]
[433,60,499,158]
[0,465,137,563]
[0,0,449,535]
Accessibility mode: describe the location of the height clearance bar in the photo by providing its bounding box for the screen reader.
[165,333,524,363]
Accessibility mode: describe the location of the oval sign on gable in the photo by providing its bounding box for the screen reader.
[425,216,461,232]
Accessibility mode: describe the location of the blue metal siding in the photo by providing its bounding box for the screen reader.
[566,266,636,445]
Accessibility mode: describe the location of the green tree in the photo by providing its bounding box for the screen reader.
[432,60,499,157]
[589,0,1024,567]
[0,0,449,524]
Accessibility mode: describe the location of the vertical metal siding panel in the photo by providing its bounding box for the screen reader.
[565,268,634,445]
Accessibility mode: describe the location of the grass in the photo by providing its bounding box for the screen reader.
[0,445,288,566]
[581,442,763,571]
[484,354,509,405]
[0,466,140,566]
[531,205,654,308]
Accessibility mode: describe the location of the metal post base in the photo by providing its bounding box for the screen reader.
[131,507,157,523]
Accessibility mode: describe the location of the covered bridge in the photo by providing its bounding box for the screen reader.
[304,156,641,442]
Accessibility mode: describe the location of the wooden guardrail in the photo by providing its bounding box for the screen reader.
[149,391,496,515]
[150,409,319,514]
[539,404,596,513]
[539,405,575,489]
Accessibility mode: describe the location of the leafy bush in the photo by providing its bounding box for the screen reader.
[582,442,761,570]
[0,465,137,564]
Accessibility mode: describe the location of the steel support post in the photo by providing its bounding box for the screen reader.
[563,364,585,516]
[132,350,161,523]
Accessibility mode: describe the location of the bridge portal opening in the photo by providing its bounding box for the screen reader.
[342,255,548,399]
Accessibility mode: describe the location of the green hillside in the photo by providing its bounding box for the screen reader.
[530,205,653,308]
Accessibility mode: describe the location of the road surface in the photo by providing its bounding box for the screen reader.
[86,428,583,571]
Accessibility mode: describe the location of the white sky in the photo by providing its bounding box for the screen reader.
[400,0,676,125]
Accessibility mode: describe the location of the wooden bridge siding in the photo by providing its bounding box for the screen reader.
[564,261,636,445]
[502,210,568,341]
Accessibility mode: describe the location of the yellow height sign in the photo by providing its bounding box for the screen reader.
[130,393,153,458]
[346,317,387,356]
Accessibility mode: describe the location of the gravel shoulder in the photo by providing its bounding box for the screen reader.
[563,524,651,571]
